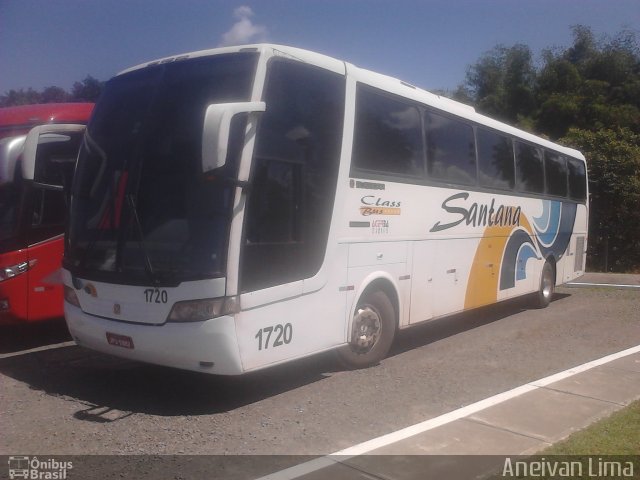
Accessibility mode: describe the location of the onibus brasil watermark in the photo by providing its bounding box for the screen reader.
[502,456,635,478]
[8,456,73,479]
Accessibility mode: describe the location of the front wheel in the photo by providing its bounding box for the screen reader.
[534,261,555,308]
[336,290,396,369]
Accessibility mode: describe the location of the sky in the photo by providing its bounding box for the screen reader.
[0,0,638,95]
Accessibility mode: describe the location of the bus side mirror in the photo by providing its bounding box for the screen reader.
[202,101,266,173]
[22,124,86,181]
[0,136,27,186]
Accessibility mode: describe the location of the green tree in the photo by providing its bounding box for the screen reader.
[535,26,640,139]
[462,26,640,139]
[0,88,42,107]
[70,75,103,102]
[1,75,104,107]
[463,44,536,126]
[535,57,582,138]
[40,86,69,103]
[561,128,640,271]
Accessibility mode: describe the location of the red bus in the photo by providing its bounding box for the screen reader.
[0,103,93,323]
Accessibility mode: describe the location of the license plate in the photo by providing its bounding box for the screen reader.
[106,332,135,349]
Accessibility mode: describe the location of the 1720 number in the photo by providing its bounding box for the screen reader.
[255,323,292,351]
[144,288,168,304]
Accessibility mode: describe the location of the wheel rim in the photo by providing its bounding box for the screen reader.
[542,267,554,299]
[350,305,382,354]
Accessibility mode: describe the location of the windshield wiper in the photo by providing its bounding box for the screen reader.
[83,131,108,199]
[75,131,114,272]
[126,193,160,286]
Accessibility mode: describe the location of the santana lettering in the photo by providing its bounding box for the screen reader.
[430,192,521,233]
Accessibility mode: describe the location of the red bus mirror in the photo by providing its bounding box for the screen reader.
[22,124,86,181]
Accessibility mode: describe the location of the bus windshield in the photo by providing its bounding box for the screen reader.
[65,52,258,285]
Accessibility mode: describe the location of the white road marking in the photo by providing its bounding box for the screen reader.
[0,341,76,359]
[255,344,640,480]
[566,282,640,289]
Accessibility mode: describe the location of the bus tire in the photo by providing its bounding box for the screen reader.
[535,261,555,308]
[336,290,396,369]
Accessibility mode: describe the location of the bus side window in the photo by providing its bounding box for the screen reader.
[476,128,514,190]
[351,86,424,179]
[567,158,587,202]
[241,59,345,293]
[28,187,66,244]
[545,151,568,197]
[31,188,66,227]
[245,159,301,244]
[34,132,84,187]
[515,141,544,194]
[425,111,476,185]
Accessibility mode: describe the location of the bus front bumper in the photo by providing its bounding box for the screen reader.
[64,303,244,375]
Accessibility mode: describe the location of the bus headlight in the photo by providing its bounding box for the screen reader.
[0,260,36,282]
[167,296,240,322]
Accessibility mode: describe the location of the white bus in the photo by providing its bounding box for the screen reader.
[61,44,588,374]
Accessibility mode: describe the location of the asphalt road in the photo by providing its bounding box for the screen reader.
[1,283,639,458]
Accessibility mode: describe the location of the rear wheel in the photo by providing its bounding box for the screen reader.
[336,290,396,369]
[535,261,555,308]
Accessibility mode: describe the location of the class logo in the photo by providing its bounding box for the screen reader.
[359,195,402,216]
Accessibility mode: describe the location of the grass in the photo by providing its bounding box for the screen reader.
[541,400,640,456]
[496,401,640,479]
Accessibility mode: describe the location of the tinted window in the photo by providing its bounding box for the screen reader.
[352,86,423,178]
[32,189,65,227]
[34,131,84,187]
[246,160,300,244]
[0,170,22,245]
[28,188,66,244]
[567,158,587,201]
[477,128,514,190]
[242,59,345,292]
[425,111,476,185]
[515,141,544,194]
[545,151,567,197]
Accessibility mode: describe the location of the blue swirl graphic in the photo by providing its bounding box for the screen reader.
[516,244,539,281]
[500,200,577,291]
[532,201,550,232]
[500,229,535,290]
[534,201,561,246]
